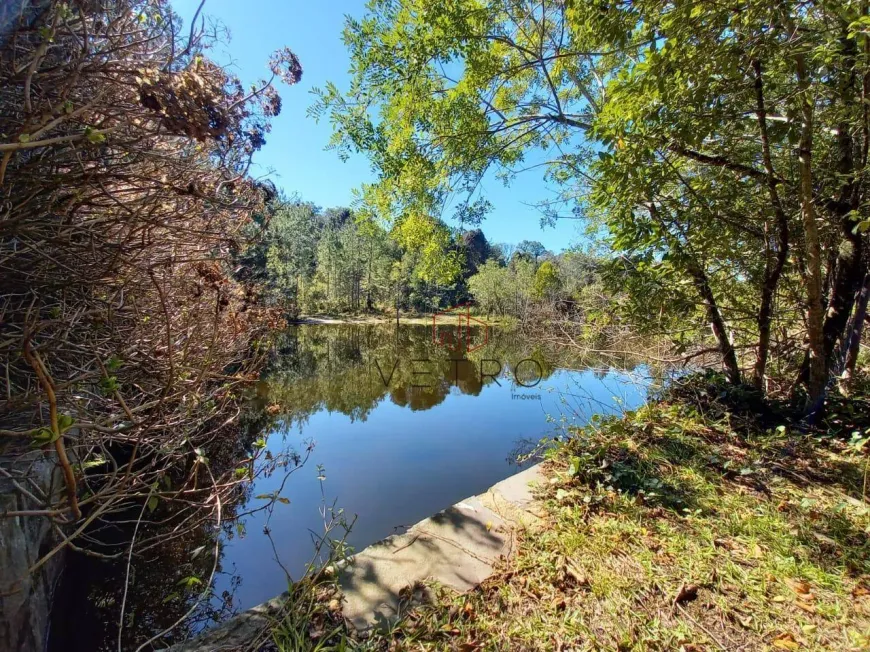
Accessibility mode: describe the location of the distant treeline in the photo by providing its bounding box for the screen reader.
[241,199,612,322]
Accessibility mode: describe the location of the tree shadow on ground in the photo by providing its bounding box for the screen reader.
[337,501,508,633]
[557,398,869,579]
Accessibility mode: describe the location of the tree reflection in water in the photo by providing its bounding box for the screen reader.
[51,324,650,651]
[254,324,575,422]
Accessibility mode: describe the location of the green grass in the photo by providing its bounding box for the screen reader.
[270,380,870,651]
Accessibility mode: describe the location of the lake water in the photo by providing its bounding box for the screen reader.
[50,323,650,650]
[212,324,649,614]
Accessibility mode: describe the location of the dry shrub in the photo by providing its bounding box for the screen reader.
[0,0,300,625]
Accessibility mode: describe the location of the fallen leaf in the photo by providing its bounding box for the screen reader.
[674,583,699,604]
[772,632,800,650]
[787,579,811,594]
[853,584,870,599]
[565,561,589,587]
[308,625,324,640]
[811,531,837,547]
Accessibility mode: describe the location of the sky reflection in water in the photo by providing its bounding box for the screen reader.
[213,324,650,613]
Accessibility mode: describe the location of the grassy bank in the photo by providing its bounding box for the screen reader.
[271,375,870,651]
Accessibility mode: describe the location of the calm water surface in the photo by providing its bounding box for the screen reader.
[212,323,648,613]
[50,323,649,649]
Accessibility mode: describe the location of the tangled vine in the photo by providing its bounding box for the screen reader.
[0,0,303,644]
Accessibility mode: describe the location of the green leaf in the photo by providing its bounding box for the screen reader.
[58,414,74,432]
[84,127,106,144]
[81,455,106,470]
[567,456,582,477]
[30,427,60,446]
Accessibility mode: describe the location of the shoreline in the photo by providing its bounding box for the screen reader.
[166,465,545,650]
[291,314,513,326]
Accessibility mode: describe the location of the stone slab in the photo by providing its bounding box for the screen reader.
[338,494,511,631]
[168,463,547,647]
[490,463,545,507]
[166,594,288,651]
[338,465,547,632]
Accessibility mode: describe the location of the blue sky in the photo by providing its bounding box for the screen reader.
[172,0,581,252]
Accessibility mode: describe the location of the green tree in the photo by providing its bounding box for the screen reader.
[468,260,511,316]
[517,241,549,265]
[533,261,562,301]
[392,213,461,286]
[315,0,870,408]
[265,202,318,311]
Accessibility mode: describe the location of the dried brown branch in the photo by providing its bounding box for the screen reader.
[0,3,302,640]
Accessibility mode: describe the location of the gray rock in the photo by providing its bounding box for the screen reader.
[164,593,289,652]
[0,447,68,652]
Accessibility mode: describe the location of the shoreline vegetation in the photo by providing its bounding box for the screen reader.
[267,374,870,652]
[290,313,516,326]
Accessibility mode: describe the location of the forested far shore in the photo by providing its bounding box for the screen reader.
[242,199,610,323]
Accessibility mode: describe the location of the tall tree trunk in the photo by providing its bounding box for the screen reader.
[822,213,864,362]
[646,201,741,384]
[821,30,864,369]
[688,264,742,385]
[795,52,828,407]
[751,59,790,391]
[840,272,870,392]
[367,242,373,311]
